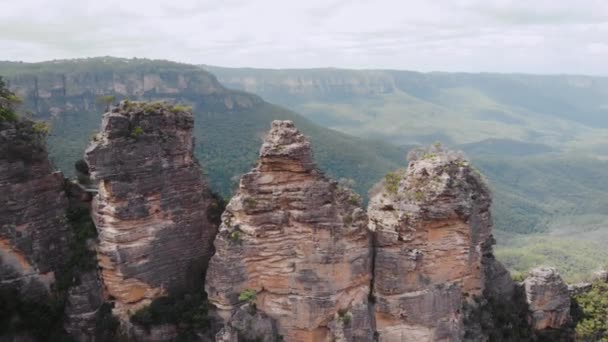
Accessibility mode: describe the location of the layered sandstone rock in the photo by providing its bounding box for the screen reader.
[206,120,373,341]
[524,267,571,332]
[0,118,71,298]
[85,101,216,320]
[368,146,504,341]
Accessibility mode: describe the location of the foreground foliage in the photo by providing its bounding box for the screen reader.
[573,281,608,341]
[130,292,212,337]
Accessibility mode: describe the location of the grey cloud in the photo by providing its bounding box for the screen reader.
[1,0,607,75]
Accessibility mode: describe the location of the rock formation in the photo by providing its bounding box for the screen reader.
[367,146,508,341]
[206,120,373,341]
[524,267,571,332]
[0,118,72,298]
[63,270,105,340]
[85,101,217,320]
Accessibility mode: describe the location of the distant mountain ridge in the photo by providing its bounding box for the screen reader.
[203,65,608,149]
[0,57,405,199]
[201,64,608,282]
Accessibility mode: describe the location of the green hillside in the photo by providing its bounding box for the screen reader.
[204,66,608,151]
[203,65,608,282]
[0,58,404,199]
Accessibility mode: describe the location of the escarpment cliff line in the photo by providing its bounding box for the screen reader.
[206,120,373,341]
[85,101,217,320]
[367,146,512,341]
[0,118,72,297]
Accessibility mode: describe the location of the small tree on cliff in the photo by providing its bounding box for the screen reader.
[0,76,21,122]
[96,95,116,111]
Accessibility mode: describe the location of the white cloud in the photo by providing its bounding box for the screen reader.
[1,0,607,74]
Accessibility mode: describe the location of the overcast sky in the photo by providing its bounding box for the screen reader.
[2,0,608,74]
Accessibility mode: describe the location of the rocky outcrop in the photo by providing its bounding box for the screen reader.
[206,120,373,341]
[63,270,105,340]
[85,101,217,320]
[0,118,71,298]
[524,267,571,332]
[367,146,506,341]
[215,304,279,342]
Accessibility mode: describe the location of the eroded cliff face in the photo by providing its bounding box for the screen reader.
[206,120,373,341]
[367,147,506,341]
[7,58,259,120]
[85,101,217,320]
[0,118,72,298]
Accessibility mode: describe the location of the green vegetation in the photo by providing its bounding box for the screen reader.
[384,171,402,195]
[171,104,192,113]
[238,289,257,304]
[229,230,242,242]
[0,287,67,340]
[206,191,227,226]
[573,281,608,341]
[496,236,608,283]
[0,59,405,202]
[5,59,608,279]
[32,121,50,135]
[0,76,20,122]
[131,292,211,333]
[463,293,533,341]
[96,95,116,111]
[337,309,352,324]
[131,126,144,138]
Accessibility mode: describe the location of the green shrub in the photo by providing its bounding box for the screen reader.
[171,104,192,113]
[32,121,50,135]
[385,171,401,195]
[96,95,116,111]
[0,76,20,122]
[238,289,257,304]
[337,309,352,324]
[229,230,242,242]
[131,126,144,138]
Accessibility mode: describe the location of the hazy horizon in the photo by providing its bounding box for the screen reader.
[2,0,608,76]
[3,55,608,78]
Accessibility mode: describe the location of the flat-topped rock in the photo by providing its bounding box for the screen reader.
[524,267,571,331]
[368,146,510,341]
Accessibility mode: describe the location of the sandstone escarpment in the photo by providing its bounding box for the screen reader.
[206,120,373,341]
[524,267,571,332]
[368,146,504,341]
[0,118,71,298]
[85,101,217,320]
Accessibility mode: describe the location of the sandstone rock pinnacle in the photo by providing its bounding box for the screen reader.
[368,146,505,341]
[85,101,217,320]
[206,120,373,341]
